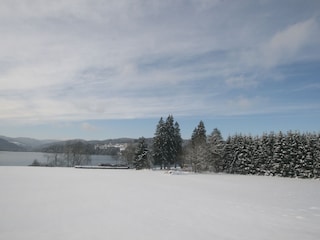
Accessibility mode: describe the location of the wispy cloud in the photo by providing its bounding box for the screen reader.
[0,0,319,126]
[259,18,318,68]
[81,122,97,132]
[225,75,258,89]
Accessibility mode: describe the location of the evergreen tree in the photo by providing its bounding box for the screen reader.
[222,134,254,174]
[189,121,208,172]
[244,136,255,174]
[163,115,176,168]
[152,115,182,169]
[207,128,224,172]
[215,130,320,178]
[299,133,313,178]
[153,117,166,168]
[231,134,247,174]
[152,116,320,178]
[226,134,243,174]
[191,121,206,147]
[314,133,320,178]
[173,121,183,168]
[251,135,263,175]
[272,131,287,176]
[133,137,149,170]
[260,132,276,175]
[221,135,233,173]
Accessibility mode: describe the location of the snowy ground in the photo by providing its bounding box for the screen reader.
[0,167,319,240]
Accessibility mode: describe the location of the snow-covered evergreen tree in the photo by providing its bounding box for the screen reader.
[214,130,320,178]
[243,136,255,174]
[191,121,206,147]
[207,128,225,172]
[163,115,176,169]
[260,132,276,175]
[152,115,182,169]
[272,131,287,176]
[301,133,314,178]
[221,135,234,173]
[152,116,320,178]
[313,133,320,178]
[153,117,166,168]
[188,121,209,172]
[173,121,183,168]
[224,134,250,174]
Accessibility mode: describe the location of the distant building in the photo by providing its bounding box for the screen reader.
[94,143,127,152]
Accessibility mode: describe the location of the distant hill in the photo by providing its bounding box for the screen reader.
[0,138,26,151]
[0,135,155,152]
[0,136,58,151]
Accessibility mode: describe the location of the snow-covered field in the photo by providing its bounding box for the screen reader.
[0,167,319,240]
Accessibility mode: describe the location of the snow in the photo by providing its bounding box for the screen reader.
[0,167,319,240]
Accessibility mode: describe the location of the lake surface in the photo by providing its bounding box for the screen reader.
[0,151,120,166]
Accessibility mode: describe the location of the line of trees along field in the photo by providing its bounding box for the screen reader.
[31,141,92,167]
[127,115,320,178]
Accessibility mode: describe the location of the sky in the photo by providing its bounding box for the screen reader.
[0,0,320,140]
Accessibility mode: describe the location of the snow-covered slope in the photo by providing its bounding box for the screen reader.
[0,167,319,240]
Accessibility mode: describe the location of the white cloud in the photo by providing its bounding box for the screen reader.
[227,96,254,111]
[81,122,97,131]
[259,18,317,67]
[0,0,319,125]
[225,75,258,89]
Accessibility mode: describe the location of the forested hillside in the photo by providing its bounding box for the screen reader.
[0,138,26,151]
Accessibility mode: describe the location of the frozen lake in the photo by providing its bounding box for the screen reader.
[0,151,120,166]
[0,167,319,240]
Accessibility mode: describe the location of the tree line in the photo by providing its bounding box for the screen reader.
[43,141,120,156]
[127,115,320,178]
[35,141,92,167]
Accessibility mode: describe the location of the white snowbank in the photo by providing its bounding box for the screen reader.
[0,167,319,240]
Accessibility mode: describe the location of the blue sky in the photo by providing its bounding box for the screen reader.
[0,0,320,140]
